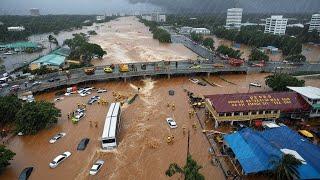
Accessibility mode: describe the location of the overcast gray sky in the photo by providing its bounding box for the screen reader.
[0,0,319,15]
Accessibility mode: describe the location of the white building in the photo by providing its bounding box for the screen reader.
[179,26,193,34]
[141,15,152,21]
[151,12,166,22]
[264,15,288,36]
[287,86,320,118]
[287,23,304,28]
[225,8,243,31]
[96,15,105,21]
[30,8,40,16]
[309,14,320,33]
[191,28,211,35]
[7,26,25,31]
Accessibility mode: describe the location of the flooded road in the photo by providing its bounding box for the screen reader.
[90,16,198,66]
[210,35,320,62]
[0,73,275,180]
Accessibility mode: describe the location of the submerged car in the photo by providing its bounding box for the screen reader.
[49,133,66,144]
[197,81,207,86]
[189,78,199,84]
[249,82,262,87]
[97,89,107,93]
[89,160,104,175]
[166,117,177,129]
[49,151,71,168]
[80,91,91,97]
[87,96,100,105]
[18,167,33,180]
[77,138,90,150]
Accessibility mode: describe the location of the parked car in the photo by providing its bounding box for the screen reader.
[49,151,71,168]
[189,78,199,84]
[97,89,107,93]
[31,81,42,87]
[197,81,207,86]
[84,67,95,75]
[166,117,177,129]
[49,132,66,144]
[249,82,262,87]
[18,167,33,180]
[89,160,105,175]
[77,138,90,150]
[74,112,85,119]
[80,91,91,97]
[87,96,100,105]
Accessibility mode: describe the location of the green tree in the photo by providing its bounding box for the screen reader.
[0,96,22,124]
[0,145,15,171]
[249,48,269,61]
[273,154,302,180]
[265,73,305,91]
[203,37,214,49]
[165,155,205,180]
[15,101,61,135]
[285,54,306,64]
[217,45,241,59]
[191,32,203,42]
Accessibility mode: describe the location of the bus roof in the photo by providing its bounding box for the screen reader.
[106,102,120,117]
[102,116,118,138]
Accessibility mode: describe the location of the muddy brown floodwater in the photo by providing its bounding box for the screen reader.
[1,73,319,180]
[90,16,198,66]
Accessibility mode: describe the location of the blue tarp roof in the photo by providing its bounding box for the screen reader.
[224,126,320,179]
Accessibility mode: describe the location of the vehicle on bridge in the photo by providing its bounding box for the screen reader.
[213,63,224,68]
[119,64,129,72]
[228,58,244,67]
[84,67,95,75]
[104,66,113,73]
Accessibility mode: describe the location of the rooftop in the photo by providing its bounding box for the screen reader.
[287,86,320,100]
[205,91,310,113]
[224,126,320,178]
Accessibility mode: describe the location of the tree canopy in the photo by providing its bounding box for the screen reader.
[64,33,106,64]
[165,155,205,180]
[0,145,15,172]
[140,19,171,43]
[265,73,305,91]
[216,45,241,59]
[285,54,306,64]
[273,154,302,180]
[0,96,22,125]
[190,32,203,43]
[15,101,61,135]
[249,48,269,61]
[202,37,214,49]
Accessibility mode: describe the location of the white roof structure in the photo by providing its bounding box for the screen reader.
[281,148,306,164]
[262,121,280,128]
[287,86,320,100]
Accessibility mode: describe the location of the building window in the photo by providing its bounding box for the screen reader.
[243,112,248,116]
[219,113,225,117]
[258,111,263,114]
[234,112,240,116]
[226,113,232,117]
[265,110,271,114]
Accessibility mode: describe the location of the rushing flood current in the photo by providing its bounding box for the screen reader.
[1,73,319,180]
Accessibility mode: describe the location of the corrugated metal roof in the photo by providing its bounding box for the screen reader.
[205,92,310,113]
[224,126,320,178]
[287,86,320,100]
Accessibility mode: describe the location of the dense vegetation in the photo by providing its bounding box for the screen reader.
[265,73,305,91]
[166,155,205,180]
[16,101,61,135]
[202,37,214,49]
[216,45,241,58]
[286,27,320,44]
[64,33,106,65]
[190,32,203,43]
[0,15,115,43]
[0,145,15,172]
[285,54,306,63]
[0,96,61,135]
[214,27,302,56]
[249,48,269,61]
[140,19,171,43]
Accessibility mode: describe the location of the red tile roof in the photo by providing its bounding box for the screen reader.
[205,92,310,113]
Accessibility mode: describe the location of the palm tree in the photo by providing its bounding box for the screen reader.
[165,155,205,180]
[273,154,302,180]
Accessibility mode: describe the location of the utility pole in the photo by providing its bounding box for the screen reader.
[187,130,190,157]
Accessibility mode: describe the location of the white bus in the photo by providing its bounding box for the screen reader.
[101,102,121,150]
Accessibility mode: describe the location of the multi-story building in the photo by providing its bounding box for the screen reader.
[191,28,211,35]
[287,86,320,118]
[7,26,25,31]
[225,8,243,31]
[309,14,320,33]
[151,12,166,22]
[30,8,40,16]
[96,15,106,21]
[264,15,288,36]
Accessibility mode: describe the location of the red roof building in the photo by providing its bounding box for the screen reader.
[204,92,310,127]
